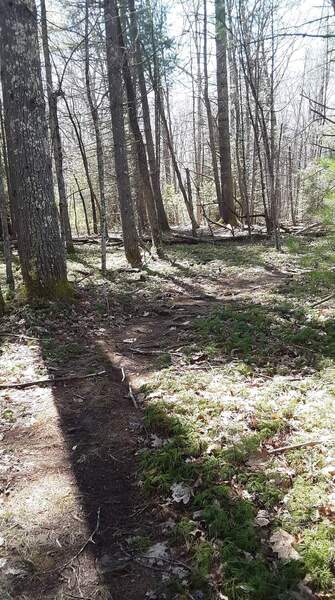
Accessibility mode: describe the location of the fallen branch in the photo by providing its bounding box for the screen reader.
[268,439,326,455]
[311,293,334,308]
[0,332,42,341]
[0,370,106,390]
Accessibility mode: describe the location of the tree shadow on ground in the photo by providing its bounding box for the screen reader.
[7,301,160,600]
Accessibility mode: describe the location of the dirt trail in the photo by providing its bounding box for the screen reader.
[0,307,164,599]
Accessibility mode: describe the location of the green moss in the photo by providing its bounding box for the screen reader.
[194,302,335,374]
[25,277,74,303]
[300,523,335,590]
[284,477,329,529]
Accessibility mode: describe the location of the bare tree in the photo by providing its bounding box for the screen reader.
[84,0,108,273]
[40,0,74,253]
[104,0,142,267]
[215,0,236,225]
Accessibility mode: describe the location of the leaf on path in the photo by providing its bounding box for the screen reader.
[269,529,301,560]
[321,464,335,477]
[171,482,192,504]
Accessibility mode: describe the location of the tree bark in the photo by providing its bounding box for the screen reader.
[116,9,163,257]
[104,0,142,268]
[203,0,221,212]
[0,154,14,290]
[0,282,4,316]
[40,0,73,253]
[215,0,236,225]
[84,0,107,274]
[0,0,68,299]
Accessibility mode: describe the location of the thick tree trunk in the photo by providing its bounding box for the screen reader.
[127,0,170,232]
[85,0,107,274]
[104,0,142,268]
[0,0,68,299]
[40,0,73,253]
[215,0,236,225]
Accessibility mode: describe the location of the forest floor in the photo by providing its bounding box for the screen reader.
[0,232,335,600]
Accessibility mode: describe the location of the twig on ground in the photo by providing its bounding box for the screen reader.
[59,507,101,573]
[129,503,151,518]
[129,347,183,357]
[268,439,330,455]
[0,370,106,390]
[311,293,335,308]
[0,332,42,341]
[65,594,93,600]
[74,271,95,284]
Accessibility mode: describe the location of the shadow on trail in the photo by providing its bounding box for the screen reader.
[11,301,159,600]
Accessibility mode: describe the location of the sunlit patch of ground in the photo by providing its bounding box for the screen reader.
[0,334,104,599]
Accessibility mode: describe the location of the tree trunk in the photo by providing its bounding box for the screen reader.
[40,0,73,253]
[0,282,4,316]
[0,0,68,299]
[215,0,236,225]
[157,91,198,235]
[104,0,142,268]
[127,0,170,232]
[116,7,163,257]
[85,0,107,274]
[74,175,91,236]
[203,0,221,212]
[62,95,99,235]
[0,96,14,234]
[0,155,14,290]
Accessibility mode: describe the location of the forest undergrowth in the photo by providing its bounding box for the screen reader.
[0,233,334,600]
